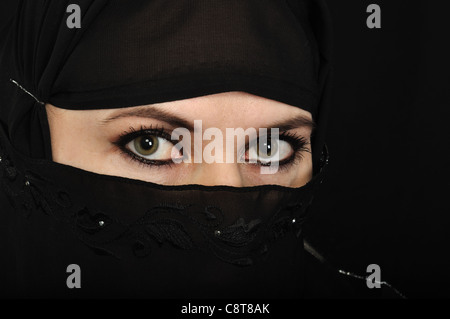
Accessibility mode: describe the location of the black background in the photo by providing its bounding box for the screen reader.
[1,0,449,299]
[305,0,450,298]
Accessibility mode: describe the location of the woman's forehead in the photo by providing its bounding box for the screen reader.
[100,91,314,129]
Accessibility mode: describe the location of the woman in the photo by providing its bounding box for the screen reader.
[0,0,401,299]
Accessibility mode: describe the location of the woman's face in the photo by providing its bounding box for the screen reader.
[46,91,313,187]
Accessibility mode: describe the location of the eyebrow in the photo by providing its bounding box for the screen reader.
[102,105,315,131]
[268,115,315,132]
[102,105,195,131]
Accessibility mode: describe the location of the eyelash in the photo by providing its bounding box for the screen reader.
[113,125,310,171]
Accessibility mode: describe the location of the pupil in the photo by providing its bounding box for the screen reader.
[141,137,154,150]
[258,141,272,157]
[266,142,272,156]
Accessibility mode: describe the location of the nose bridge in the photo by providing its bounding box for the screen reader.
[192,162,244,187]
[188,122,246,187]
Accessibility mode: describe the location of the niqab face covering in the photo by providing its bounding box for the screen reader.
[0,0,332,298]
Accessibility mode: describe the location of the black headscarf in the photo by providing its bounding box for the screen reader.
[0,0,333,298]
[0,0,332,168]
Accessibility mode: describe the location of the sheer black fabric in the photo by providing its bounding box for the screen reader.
[0,0,337,298]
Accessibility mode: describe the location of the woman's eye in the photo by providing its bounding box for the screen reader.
[126,135,176,160]
[245,139,293,164]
